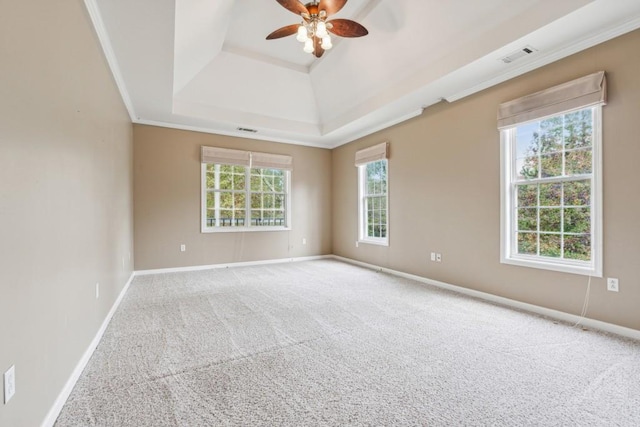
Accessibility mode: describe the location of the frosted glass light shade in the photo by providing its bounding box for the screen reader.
[321,36,332,50]
[296,25,308,42]
[316,21,328,38]
[303,39,314,53]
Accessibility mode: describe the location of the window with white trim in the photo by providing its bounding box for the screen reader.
[356,143,389,246]
[499,72,605,277]
[201,147,291,232]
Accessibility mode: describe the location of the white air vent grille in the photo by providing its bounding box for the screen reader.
[237,127,258,133]
[501,45,537,64]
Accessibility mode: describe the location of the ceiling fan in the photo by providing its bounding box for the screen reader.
[266,0,369,58]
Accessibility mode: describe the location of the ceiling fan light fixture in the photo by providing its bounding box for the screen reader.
[303,38,314,53]
[316,21,328,38]
[321,35,332,50]
[266,0,368,58]
[296,25,308,42]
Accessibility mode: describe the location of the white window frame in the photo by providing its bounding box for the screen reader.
[358,159,389,246]
[500,106,602,277]
[201,163,292,233]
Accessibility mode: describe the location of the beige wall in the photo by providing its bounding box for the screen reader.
[133,125,332,270]
[0,1,134,426]
[332,29,640,331]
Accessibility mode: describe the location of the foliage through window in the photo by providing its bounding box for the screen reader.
[203,164,289,231]
[501,106,601,276]
[358,159,388,245]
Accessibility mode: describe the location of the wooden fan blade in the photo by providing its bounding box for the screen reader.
[327,19,368,37]
[318,0,347,16]
[275,0,309,16]
[313,36,325,58]
[266,24,300,40]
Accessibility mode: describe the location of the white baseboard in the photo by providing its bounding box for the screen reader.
[331,255,640,341]
[41,272,135,427]
[134,255,333,276]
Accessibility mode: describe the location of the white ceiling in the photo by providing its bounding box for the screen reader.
[86,0,640,149]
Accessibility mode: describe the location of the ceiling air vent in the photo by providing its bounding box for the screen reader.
[237,127,258,133]
[501,45,537,64]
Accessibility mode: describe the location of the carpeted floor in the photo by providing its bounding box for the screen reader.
[55,259,640,426]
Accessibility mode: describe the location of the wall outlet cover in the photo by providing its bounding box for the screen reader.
[4,365,15,404]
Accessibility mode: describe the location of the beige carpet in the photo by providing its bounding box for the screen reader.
[55,259,640,426]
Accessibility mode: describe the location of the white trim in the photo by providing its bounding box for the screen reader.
[445,16,640,103]
[331,255,640,341]
[134,255,332,276]
[499,107,602,277]
[83,0,136,122]
[357,159,389,246]
[41,272,135,427]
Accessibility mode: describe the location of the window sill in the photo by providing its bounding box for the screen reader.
[501,255,601,278]
[202,226,291,234]
[358,238,389,247]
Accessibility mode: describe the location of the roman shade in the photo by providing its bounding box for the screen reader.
[201,146,292,170]
[201,146,251,167]
[354,142,389,166]
[251,151,293,171]
[497,71,607,129]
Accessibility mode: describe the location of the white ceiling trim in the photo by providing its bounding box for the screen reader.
[83,0,136,122]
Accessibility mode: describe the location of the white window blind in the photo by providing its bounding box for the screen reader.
[201,146,251,166]
[201,146,292,170]
[355,142,389,167]
[497,71,606,129]
[251,151,293,171]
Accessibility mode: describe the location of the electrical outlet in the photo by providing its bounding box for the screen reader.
[180,244,186,252]
[430,252,436,261]
[355,241,359,248]
[4,365,15,404]
[436,253,442,262]
[96,282,100,299]
[302,238,307,245]
[607,278,619,292]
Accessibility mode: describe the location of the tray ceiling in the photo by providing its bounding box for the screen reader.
[86,0,640,148]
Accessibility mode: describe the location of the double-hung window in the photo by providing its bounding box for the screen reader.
[356,142,389,246]
[499,72,606,276]
[201,146,292,232]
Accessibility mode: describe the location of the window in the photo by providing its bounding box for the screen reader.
[201,147,291,232]
[499,72,606,277]
[356,143,389,246]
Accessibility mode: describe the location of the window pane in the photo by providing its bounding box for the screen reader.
[516,156,538,180]
[206,170,215,189]
[516,122,539,158]
[219,170,233,190]
[539,208,561,233]
[564,180,590,206]
[540,234,561,258]
[233,172,246,190]
[250,174,261,191]
[220,192,233,209]
[274,176,284,192]
[251,194,261,209]
[234,193,245,209]
[539,116,563,153]
[564,109,592,150]
[517,184,537,207]
[564,235,591,261]
[540,153,562,178]
[565,149,592,175]
[564,207,590,233]
[517,208,537,231]
[539,183,561,206]
[517,233,537,255]
[263,194,274,209]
